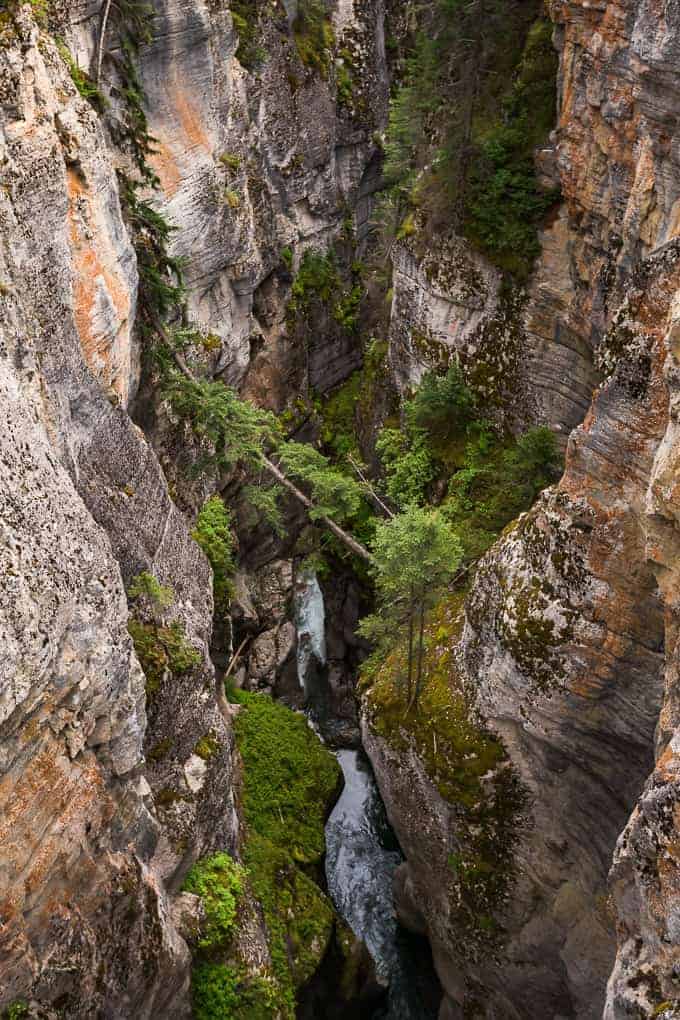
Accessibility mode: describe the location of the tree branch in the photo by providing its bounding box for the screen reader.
[261,454,373,563]
[347,454,395,519]
[96,0,114,85]
[153,315,373,564]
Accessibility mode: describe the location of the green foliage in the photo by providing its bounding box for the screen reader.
[219,151,241,171]
[288,249,362,334]
[128,619,200,696]
[278,442,364,525]
[360,505,462,706]
[4,1004,28,1020]
[280,245,293,270]
[290,250,340,313]
[379,2,556,277]
[463,18,559,277]
[192,962,281,1020]
[442,424,562,562]
[192,497,236,613]
[128,570,174,609]
[230,689,341,863]
[100,1,159,184]
[382,30,440,191]
[375,425,435,508]
[56,39,107,109]
[293,0,335,77]
[118,173,185,324]
[337,61,354,108]
[242,482,285,536]
[224,187,241,209]
[183,853,246,950]
[407,362,476,442]
[375,363,476,509]
[162,375,281,475]
[231,0,268,71]
[229,689,340,1015]
[367,505,462,613]
[319,372,362,459]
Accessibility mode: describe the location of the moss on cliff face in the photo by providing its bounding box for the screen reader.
[231,688,341,864]
[361,591,526,946]
[203,690,342,1016]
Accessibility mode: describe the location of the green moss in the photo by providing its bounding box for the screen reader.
[224,187,241,209]
[219,152,241,171]
[653,1002,679,1018]
[319,373,362,458]
[192,496,236,615]
[244,833,335,1000]
[228,690,341,1014]
[156,787,188,808]
[192,962,281,1020]
[4,1004,28,1020]
[362,592,526,947]
[231,689,341,864]
[480,511,578,692]
[183,852,246,951]
[337,61,354,108]
[288,249,362,335]
[147,736,173,762]
[128,619,200,696]
[128,570,174,608]
[193,731,220,760]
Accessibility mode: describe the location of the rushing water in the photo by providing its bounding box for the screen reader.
[295,569,439,1017]
[294,570,327,693]
[325,749,440,1020]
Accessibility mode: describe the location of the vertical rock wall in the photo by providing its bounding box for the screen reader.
[0,0,387,1014]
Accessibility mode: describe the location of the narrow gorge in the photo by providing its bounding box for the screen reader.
[2,1,680,1019]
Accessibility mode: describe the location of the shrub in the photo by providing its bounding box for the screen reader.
[56,39,107,109]
[293,0,335,77]
[128,570,174,609]
[128,619,200,695]
[183,853,246,950]
[192,497,236,613]
[406,363,476,441]
[231,1,267,70]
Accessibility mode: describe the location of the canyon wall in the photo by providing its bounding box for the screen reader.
[362,2,680,1019]
[0,0,385,1014]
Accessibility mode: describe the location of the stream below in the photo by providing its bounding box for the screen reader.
[325,749,440,1020]
[296,571,440,1018]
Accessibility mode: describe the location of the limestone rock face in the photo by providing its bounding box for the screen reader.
[362,3,680,1019]
[0,0,387,1014]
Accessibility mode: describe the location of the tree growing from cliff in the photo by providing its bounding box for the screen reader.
[359,505,463,709]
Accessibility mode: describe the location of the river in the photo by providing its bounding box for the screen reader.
[325,749,440,1020]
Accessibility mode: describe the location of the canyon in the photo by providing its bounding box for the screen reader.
[2,1,680,1019]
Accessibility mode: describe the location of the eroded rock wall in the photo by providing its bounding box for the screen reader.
[363,2,680,1019]
[0,0,387,1013]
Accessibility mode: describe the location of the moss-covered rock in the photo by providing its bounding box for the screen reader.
[361,592,526,946]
